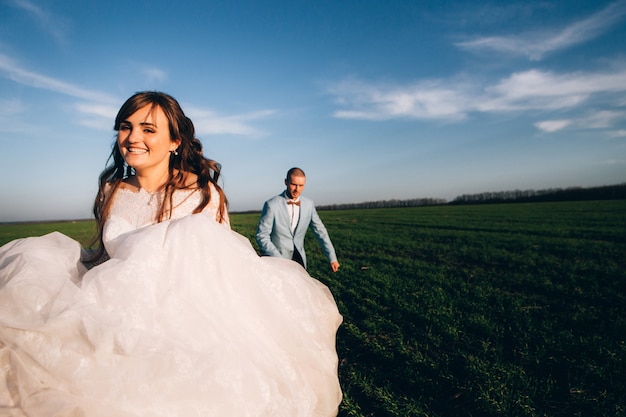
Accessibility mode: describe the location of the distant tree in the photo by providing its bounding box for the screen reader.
[317,198,446,211]
[450,183,626,205]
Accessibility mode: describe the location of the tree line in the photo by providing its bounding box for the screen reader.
[317,198,447,210]
[449,182,626,205]
[315,183,626,210]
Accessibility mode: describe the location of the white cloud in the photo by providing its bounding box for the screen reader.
[7,0,70,44]
[600,158,626,164]
[455,0,626,60]
[330,67,626,126]
[479,68,626,112]
[187,107,275,137]
[0,53,276,136]
[330,78,471,121]
[75,103,120,131]
[0,98,26,117]
[535,110,626,133]
[0,53,116,103]
[75,103,119,119]
[0,53,120,131]
[0,98,27,134]
[583,110,626,128]
[141,67,168,83]
[608,129,626,138]
[534,120,572,133]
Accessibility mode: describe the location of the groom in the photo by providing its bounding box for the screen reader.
[256,167,340,272]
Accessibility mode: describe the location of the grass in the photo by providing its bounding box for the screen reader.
[303,201,626,417]
[0,220,96,247]
[1,200,625,416]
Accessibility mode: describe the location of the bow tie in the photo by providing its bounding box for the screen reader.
[287,200,301,206]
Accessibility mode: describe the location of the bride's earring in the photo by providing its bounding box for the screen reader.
[171,149,179,156]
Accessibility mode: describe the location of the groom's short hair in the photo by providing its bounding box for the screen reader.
[286,167,306,179]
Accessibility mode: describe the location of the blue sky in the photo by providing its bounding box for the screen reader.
[1,0,625,222]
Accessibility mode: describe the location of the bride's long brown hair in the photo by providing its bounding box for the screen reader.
[85,91,228,263]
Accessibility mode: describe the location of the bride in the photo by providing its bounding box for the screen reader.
[0,92,343,416]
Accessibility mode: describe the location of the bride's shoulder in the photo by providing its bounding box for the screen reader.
[177,172,221,195]
[102,180,133,198]
[180,172,199,189]
[104,179,140,194]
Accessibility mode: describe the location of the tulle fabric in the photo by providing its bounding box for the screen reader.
[0,193,342,416]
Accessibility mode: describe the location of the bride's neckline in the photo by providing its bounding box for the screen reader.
[118,186,197,195]
[120,172,200,195]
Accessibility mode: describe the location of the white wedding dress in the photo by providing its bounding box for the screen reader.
[0,186,342,417]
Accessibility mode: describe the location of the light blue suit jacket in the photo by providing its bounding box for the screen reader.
[256,192,337,268]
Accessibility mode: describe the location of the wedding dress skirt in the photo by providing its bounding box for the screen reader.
[0,209,342,416]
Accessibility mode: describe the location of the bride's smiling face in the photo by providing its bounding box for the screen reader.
[117,104,180,174]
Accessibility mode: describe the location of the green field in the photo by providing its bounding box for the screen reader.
[1,200,625,416]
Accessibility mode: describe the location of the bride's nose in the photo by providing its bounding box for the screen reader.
[127,128,142,143]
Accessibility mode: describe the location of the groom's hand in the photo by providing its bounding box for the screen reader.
[330,261,340,273]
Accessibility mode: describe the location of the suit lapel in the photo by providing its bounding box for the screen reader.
[292,199,307,236]
[278,195,294,236]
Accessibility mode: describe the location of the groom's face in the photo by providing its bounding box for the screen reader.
[285,175,306,199]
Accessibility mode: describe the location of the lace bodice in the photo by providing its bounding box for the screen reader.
[103,184,229,246]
